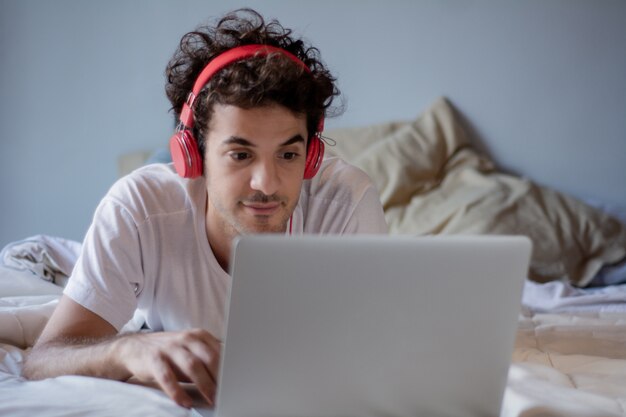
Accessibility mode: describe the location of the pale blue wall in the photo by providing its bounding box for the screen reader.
[1,0,625,246]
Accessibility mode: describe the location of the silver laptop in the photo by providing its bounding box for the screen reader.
[195,234,531,417]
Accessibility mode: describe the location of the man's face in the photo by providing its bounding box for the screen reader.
[203,103,308,238]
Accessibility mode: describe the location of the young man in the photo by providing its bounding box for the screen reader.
[23,8,387,409]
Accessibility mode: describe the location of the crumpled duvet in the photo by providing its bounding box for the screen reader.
[326,97,626,286]
[0,235,81,287]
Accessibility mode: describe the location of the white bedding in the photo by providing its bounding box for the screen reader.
[0,265,197,416]
[1,262,626,417]
[0,344,192,417]
[505,309,626,416]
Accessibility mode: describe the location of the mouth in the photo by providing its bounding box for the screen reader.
[241,202,282,216]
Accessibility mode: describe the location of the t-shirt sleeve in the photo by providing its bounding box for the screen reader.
[63,197,144,331]
[342,183,389,234]
[303,158,389,235]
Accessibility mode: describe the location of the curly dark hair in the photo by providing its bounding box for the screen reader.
[165,8,342,160]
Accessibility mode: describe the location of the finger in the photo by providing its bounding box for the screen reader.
[169,347,216,406]
[152,354,194,408]
[180,330,221,381]
[185,329,222,383]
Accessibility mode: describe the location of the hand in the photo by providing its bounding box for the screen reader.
[117,329,221,408]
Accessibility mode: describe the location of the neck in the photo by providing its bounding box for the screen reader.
[205,199,237,273]
[206,219,234,273]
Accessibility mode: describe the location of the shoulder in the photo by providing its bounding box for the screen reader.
[297,157,387,234]
[303,157,377,202]
[103,163,204,223]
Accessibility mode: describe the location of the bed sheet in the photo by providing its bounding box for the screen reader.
[0,342,193,417]
[0,266,198,416]
[2,266,626,416]
[505,309,626,417]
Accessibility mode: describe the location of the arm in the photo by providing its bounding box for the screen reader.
[24,295,221,408]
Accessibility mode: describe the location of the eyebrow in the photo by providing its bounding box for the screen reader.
[222,134,306,147]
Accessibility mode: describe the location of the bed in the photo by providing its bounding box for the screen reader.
[2,97,626,416]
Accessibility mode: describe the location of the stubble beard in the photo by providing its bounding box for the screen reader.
[210,193,293,238]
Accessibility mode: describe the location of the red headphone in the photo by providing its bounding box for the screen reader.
[169,44,325,179]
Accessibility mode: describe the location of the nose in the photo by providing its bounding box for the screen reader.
[250,159,280,196]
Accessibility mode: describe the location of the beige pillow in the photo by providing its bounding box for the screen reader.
[326,97,626,286]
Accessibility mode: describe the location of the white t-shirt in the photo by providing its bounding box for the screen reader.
[64,158,388,340]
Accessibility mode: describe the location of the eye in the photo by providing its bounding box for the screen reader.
[281,152,299,160]
[229,152,251,161]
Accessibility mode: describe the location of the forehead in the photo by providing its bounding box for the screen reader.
[208,103,307,146]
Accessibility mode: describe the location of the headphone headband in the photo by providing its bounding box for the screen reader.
[179,44,317,129]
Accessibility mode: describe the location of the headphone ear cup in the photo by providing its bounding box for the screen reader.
[303,135,324,180]
[169,130,203,178]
